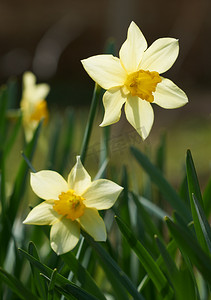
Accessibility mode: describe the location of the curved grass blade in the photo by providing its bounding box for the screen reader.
[18,248,98,300]
[132,192,170,220]
[0,267,38,300]
[203,176,211,217]
[28,242,48,299]
[192,193,211,252]
[154,235,198,300]
[115,216,173,299]
[82,231,143,300]
[131,147,191,222]
[186,150,208,253]
[62,251,107,300]
[165,217,211,285]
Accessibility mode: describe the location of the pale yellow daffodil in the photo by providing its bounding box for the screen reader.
[20,71,50,142]
[23,156,123,255]
[81,21,188,139]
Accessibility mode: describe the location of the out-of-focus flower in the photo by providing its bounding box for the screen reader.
[20,71,50,142]
[81,21,188,139]
[23,156,123,255]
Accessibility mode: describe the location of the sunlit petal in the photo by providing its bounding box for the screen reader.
[50,218,80,255]
[154,77,188,108]
[82,179,123,209]
[79,207,106,241]
[100,88,126,127]
[68,156,91,195]
[23,201,58,225]
[119,21,147,73]
[140,38,179,74]
[125,96,154,140]
[31,171,69,200]
[81,55,126,90]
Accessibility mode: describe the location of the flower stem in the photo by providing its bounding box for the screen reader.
[80,83,101,164]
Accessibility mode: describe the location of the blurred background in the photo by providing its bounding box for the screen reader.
[2,0,211,187]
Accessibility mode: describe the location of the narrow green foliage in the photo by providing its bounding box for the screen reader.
[0,267,38,300]
[80,83,101,164]
[186,149,209,253]
[192,193,211,252]
[61,251,107,300]
[131,146,191,222]
[203,176,211,217]
[115,216,173,298]
[165,217,211,285]
[28,242,48,299]
[19,248,99,300]
[59,109,75,174]
[82,231,143,300]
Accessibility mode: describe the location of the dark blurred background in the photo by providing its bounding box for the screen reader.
[0,0,210,105]
[2,0,211,185]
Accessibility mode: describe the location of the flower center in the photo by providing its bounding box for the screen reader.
[53,189,85,221]
[125,70,161,102]
[30,100,49,124]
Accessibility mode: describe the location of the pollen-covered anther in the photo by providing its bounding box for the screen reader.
[125,70,161,102]
[30,100,49,124]
[53,189,85,221]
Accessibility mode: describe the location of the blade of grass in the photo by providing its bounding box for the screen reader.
[80,84,101,164]
[0,267,38,300]
[131,147,191,222]
[115,216,173,299]
[165,216,211,285]
[28,242,48,299]
[203,176,211,217]
[19,248,98,300]
[61,251,107,300]
[82,231,144,300]
[192,193,211,252]
[186,150,208,253]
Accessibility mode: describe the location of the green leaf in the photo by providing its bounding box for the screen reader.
[82,231,143,300]
[192,193,211,252]
[203,176,211,217]
[0,267,38,300]
[131,147,191,222]
[115,216,173,298]
[132,192,170,221]
[62,251,107,300]
[59,109,75,174]
[3,112,22,159]
[186,150,208,253]
[28,242,48,299]
[19,248,99,300]
[80,84,101,164]
[165,217,211,285]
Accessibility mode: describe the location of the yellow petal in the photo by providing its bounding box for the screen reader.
[82,179,123,209]
[119,21,147,73]
[100,88,126,127]
[79,207,106,241]
[30,171,69,200]
[67,156,91,195]
[23,201,58,225]
[153,77,188,108]
[50,218,80,255]
[125,95,154,140]
[140,38,179,74]
[81,55,126,90]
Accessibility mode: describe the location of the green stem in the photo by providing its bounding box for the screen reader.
[80,84,101,164]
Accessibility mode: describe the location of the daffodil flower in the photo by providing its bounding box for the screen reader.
[20,71,50,142]
[23,156,123,255]
[81,21,188,139]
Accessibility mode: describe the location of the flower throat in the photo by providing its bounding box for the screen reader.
[125,70,161,102]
